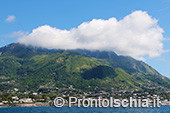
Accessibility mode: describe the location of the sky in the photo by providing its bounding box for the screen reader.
[1,0,170,77]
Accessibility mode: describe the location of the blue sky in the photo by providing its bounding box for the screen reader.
[1,0,170,77]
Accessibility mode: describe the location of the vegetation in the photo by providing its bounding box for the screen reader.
[0,43,170,95]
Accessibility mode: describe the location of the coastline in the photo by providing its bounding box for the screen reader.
[0,103,51,108]
[1,102,170,108]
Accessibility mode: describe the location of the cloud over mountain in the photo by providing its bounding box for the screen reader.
[17,11,165,60]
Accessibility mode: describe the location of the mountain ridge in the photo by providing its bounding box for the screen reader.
[0,43,169,94]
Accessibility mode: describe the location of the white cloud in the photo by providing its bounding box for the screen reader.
[5,30,28,38]
[17,10,166,60]
[5,31,28,38]
[5,15,15,22]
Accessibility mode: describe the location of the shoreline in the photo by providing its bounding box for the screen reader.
[0,103,170,108]
[0,103,51,108]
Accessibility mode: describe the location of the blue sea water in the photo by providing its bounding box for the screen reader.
[0,106,170,113]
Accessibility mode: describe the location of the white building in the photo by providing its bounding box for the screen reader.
[14,88,19,92]
[12,96,19,100]
[19,98,33,103]
[33,93,38,95]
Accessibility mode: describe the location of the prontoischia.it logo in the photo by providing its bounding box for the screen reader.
[53,97,160,108]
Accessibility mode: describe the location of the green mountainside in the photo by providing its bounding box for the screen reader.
[0,43,170,95]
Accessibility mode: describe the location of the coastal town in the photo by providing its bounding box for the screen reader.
[0,85,170,107]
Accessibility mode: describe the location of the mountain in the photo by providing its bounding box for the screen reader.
[0,43,170,94]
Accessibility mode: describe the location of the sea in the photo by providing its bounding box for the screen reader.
[0,106,170,113]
